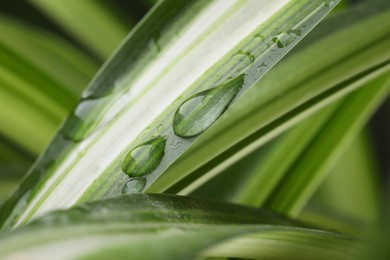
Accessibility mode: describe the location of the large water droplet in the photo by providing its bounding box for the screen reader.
[173,75,244,137]
[272,29,302,48]
[234,50,255,63]
[61,96,111,142]
[121,178,147,194]
[122,136,166,177]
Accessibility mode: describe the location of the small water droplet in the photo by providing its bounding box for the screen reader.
[158,124,164,133]
[254,33,264,41]
[256,63,267,73]
[61,96,111,142]
[138,127,151,140]
[324,0,335,8]
[122,136,166,177]
[170,141,182,150]
[272,29,302,48]
[121,178,147,194]
[173,75,244,137]
[234,50,255,63]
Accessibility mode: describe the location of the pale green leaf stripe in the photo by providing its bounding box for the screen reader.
[0,0,336,229]
[156,5,390,194]
[231,73,388,213]
[0,78,61,155]
[0,16,98,154]
[265,73,390,217]
[30,0,131,60]
[0,16,97,95]
[315,130,381,223]
[232,100,342,206]
[0,194,358,260]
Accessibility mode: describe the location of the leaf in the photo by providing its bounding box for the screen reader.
[264,73,390,216]
[0,15,98,155]
[314,130,381,223]
[30,0,131,60]
[0,0,340,229]
[0,136,33,202]
[0,194,359,260]
[157,1,390,195]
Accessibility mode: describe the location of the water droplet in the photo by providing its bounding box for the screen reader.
[173,75,244,137]
[158,124,164,133]
[122,136,166,177]
[61,96,111,142]
[138,127,151,140]
[254,33,264,41]
[121,178,146,194]
[256,63,267,73]
[170,141,182,150]
[272,29,302,48]
[324,0,335,8]
[234,50,255,63]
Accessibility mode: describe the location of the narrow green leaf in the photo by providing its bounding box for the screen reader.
[232,100,341,206]
[0,194,358,260]
[265,73,390,216]
[0,16,97,95]
[314,130,381,223]
[0,16,98,154]
[0,136,33,202]
[1,0,339,229]
[157,3,390,195]
[30,0,131,60]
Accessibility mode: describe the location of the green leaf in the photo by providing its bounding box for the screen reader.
[314,130,381,223]
[159,2,390,195]
[232,100,342,206]
[1,0,339,229]
[0,194,359,260]
[30,0,131,60]
[0,136,33,202]
[264,73,390,216]
[0,16,98,155]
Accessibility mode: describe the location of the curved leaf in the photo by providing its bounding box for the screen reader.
[1,0,339,229]
[0,194,358,260]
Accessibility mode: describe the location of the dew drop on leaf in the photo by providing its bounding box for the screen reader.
[158,124,164,133]
[256,63,267,73]
[61,96,111,142]
[173,75,244,137]
[122,136,166,177]
[234,50,255,63]
[254,33,264,41]
[121,178,147,194]
[272,29,302,48]
[324,0,335,8]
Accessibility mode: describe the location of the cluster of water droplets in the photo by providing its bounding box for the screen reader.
[120,74,246,193]
[271,29,302,48]
[121,25,305,194]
